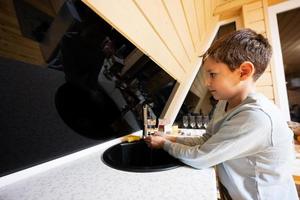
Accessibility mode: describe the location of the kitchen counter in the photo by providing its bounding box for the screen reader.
[0,131,217,200]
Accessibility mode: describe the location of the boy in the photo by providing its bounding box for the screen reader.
[145,29,298,200]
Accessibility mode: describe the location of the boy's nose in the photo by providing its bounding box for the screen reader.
[204,78,210,87]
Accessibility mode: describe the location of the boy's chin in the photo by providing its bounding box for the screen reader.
[212,95,225,101]
[211,94,220,100]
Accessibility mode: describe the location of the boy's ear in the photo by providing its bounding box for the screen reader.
[239,61,255,80]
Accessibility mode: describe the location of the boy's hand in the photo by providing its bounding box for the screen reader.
[144,135,166,149]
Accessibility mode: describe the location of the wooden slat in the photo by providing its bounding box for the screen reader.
[181,0,199,54]
[49,0,65,14]
[219,8,241,21]
[0,28,40,50]
[194,0,206,46]
[0,23,21,35]
[265,64,271,72]
[0,12,20,31]
[0,0,18,17]
[247,8,264,22]
[134,0,190,72]
[0,0,44,65]
[164,0,195,63]
[191,81,202,97]
[244,1,262,11]
[24,0,56,17]
[0,48,44,65]
[242,1,262,27]
[216,0,232,7]
[0,39,43,61]
[267,0,286,6]
[247,20,266,34]
[293,175,300,185]
[256,85,274,99]
[121,48,143,76]
[256,71,273,86]
[214,0,258,15]
[190,84,201,98]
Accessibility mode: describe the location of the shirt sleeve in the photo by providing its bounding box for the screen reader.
[175,132,212,146]
[163,109,271,169]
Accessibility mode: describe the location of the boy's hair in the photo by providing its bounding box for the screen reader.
[203,28,272,81]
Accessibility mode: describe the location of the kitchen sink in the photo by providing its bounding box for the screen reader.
[102,140,181,172]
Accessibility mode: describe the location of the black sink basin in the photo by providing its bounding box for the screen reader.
[102,140,181,172]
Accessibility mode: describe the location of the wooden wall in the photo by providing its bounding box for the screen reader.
[0,0,47,65]
[242,0,275,101]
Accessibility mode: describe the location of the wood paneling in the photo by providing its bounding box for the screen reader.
[0,0,44,65]
[50,0,66,13]
[267,0,286,6]
[247,7,264,22]
[134,0,190,72]
[164,0,195,63]
[256,85,274,99]
[242,0,275,100]
[24,0,56,17]
[215,0,258,15]
[247,20,266,33]
[121,48,143,76]
[256,71,273,86]
[182,0,201,55]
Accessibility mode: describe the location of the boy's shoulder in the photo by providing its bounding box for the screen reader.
[238,93,287,127]
[242,93,276,111]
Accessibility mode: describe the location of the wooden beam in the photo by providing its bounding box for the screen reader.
[219,8,241,21]
[121,48,143,76]
[267,0,287,6]
[24,0,56,17]
[293,175,300,185]
[214,0,258,15]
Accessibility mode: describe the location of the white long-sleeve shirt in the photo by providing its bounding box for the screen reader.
[163,93,298,200]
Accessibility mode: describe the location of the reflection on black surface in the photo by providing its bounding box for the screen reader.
[55,83,126,139]
[54,1,177,137]
[0,0,178,177]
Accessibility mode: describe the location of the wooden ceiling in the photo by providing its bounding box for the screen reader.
[277,7,300,75]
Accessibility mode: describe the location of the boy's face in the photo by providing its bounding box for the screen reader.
[203,56,241,101]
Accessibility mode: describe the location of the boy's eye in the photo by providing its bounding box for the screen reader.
[210,73,217,78]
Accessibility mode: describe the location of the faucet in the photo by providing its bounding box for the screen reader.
[143,104,148,138]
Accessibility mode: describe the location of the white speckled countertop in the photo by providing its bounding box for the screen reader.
[0,132,217,200]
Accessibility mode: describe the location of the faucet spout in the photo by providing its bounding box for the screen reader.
[143,104,148,138]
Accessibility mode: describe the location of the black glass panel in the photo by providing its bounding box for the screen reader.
[0,1,176,176]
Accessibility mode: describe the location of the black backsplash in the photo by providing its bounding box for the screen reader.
[0,57,112,177]
[0,1,176,177]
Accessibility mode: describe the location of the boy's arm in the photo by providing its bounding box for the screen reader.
[175,132,212,146]
[163,109,272,169]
